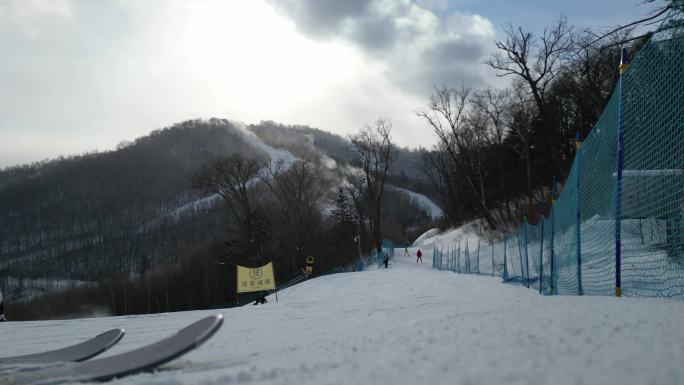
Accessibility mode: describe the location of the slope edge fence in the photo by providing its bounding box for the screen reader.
[434,10,684,299]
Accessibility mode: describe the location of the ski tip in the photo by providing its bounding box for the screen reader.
[95,328,125,341]
[102,329,125,350]
[74,328,126,362]
[177,314,223,347]
[195,314,223,348]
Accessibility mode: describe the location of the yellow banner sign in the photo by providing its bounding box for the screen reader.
[304,255,315,274]
[237,262,276,293]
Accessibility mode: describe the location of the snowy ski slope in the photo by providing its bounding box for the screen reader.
[2,249,684,384]
[388,186,444,219]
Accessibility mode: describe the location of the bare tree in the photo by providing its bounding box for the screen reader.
[471,88,509,148]
[486,17,574,178]
[350,119,395,255]
[471,87,514,221]
[417,86,498,230]
[571,29,635,133]
[192,155,266,260]
[260,159,329,272]
[505,80,536,200]
[587,1,675,47]
[421,147,462,224]
[463,109,489,209]
[344,177,370,256]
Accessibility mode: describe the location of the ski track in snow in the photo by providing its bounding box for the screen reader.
[389,185,443,219]
[165,127,299,221]
[2,250,684,385]
[166,138,440,224]
[238,124,298,171]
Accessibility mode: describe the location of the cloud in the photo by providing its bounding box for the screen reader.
[0,0,439,167]
[271,0,496,94]
[0,0,492,167]
[0,0,73,38]
[273,0,372,37]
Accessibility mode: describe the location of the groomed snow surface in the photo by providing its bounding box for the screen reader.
[3,249,684,385]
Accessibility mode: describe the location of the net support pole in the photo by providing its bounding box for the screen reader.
[491,243,495,277]
[517,232,524,285]
[503,234,508,281]
[464,243,467,273]
[466,243,470,274]
[539,201,545,294]
[448,247,451,271]
[457,240,461,273]
[550,176,557,295]
[439,245,443,269]
[576,132,584,296]
[433,245,436,270]
[432,247,436,268]
[477,240,480,275]
[615,47,629,298]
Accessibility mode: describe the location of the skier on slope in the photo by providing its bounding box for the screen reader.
[0,288,5,321]
[416,249,423,263]
[383,253,389,268]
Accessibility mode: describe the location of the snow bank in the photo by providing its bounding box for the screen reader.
[412,228,440,246]
[412,221,484,251]
[388,185,443,219]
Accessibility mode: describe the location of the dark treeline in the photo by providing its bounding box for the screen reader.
[0,119,249,282]
[1,118,435,319]
[419,18,649,230]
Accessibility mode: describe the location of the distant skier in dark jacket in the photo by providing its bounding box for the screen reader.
[416,249,423,263]
[253,295,267,305]
[0,289,5,321]
[383,253,389,268]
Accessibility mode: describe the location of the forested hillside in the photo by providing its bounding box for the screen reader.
[0,118,437,319]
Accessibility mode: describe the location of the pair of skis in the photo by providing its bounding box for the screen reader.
[0,314,223,384]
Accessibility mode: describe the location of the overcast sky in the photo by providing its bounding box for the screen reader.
[0,0,665,168]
